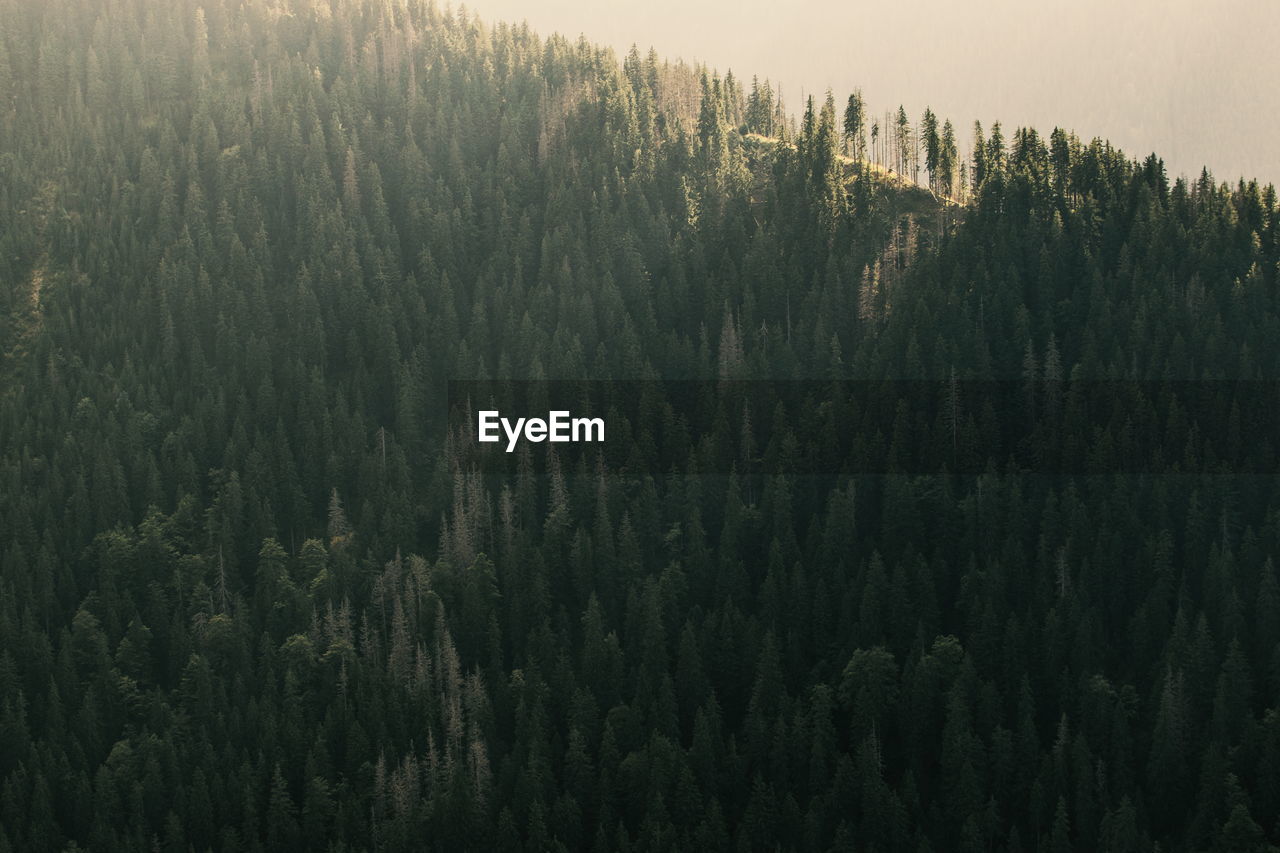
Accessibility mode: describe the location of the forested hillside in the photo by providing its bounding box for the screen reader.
[1,1,1279,851]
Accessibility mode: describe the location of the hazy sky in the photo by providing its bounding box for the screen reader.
[464,0,1279,186]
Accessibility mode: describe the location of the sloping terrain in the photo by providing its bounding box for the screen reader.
[0,2,1277,852]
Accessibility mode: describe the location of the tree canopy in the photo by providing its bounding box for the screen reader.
[1,1,1279,851]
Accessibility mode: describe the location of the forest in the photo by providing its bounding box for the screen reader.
[1,0,1279,851]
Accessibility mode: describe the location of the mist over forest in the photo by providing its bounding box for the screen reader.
[467,0,1280,186]
[1,1,1279,851]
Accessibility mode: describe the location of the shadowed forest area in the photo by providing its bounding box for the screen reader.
[0,1,1279,851]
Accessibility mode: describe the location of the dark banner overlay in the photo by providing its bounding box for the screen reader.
[444,380,1280,475]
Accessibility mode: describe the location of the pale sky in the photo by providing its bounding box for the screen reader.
[464,0,1279,186]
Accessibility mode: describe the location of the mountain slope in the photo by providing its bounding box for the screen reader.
[0,1,1278,852]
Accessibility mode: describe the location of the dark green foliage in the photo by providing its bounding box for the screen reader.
[1,1,1279,852]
